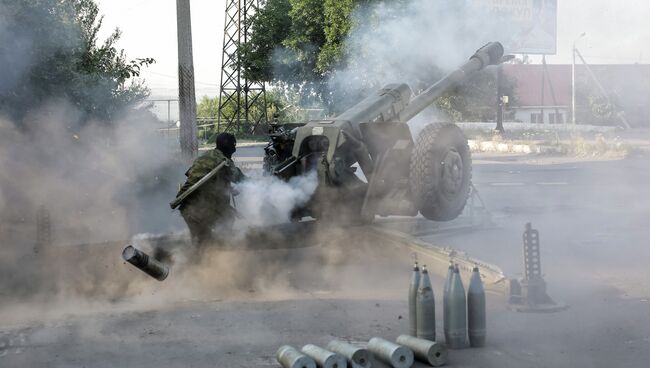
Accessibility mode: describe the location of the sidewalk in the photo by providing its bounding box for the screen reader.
[460,123,650,157]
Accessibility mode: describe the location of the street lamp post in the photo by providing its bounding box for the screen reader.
[572,32,586,125]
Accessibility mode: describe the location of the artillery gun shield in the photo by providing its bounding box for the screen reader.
[410,123,472,221]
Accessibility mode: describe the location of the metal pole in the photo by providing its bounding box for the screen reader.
[572,33,586,125]
[167,99,171,123]
[495,64,504,133]
[542,60,562,124]
[540,55,546,124]
[572,47,576,124]
[236,0,242,134]
[176,0,198,160]
[575,49,632,129]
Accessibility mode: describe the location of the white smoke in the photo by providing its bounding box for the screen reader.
[234,171,318,228]
[326,0,515,134]
[332,1,509,89]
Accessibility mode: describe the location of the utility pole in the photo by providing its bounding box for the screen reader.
[218,0,268,134]
[495,64,504,133]
[571,47,576,124]
[176,0,198,159]
[540,55,546,124]
[572,33,586,125]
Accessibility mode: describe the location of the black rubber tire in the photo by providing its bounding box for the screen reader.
[409,123,472,221]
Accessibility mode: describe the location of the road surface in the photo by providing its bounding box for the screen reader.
[1,152,649,367]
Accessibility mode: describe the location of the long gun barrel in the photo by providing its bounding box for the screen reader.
[326,42,504,139]
[400,42,504,122]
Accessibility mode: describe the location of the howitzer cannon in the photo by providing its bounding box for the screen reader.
[264,42,505,223]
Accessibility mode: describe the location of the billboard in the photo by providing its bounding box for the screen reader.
[480,0,558,55]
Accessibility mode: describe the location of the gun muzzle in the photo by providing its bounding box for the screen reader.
[471,42,505,69]
[122,245,169,281]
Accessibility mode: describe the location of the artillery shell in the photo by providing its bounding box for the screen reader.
[367,337,413,368]
[447,265,467,349]
[301,344,347,368]
[443,263,454,342]
[396,335,448,367]
[326,340,371,368]
[122,245,169,281]
[467,266,487,348]
[408,262,420,337]
[416,265,435,341]
[277,345,317,368]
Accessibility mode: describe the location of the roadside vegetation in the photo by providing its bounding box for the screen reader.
[0,0,154,128]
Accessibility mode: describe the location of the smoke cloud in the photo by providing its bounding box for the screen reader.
[329,1,512,101]
[0,2,187,306]
[234,171,318,229]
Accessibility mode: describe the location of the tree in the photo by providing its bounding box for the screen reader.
[240,0,508,122]
[238,0,292,83]
[0,0,154,127]
[239,0,357,106]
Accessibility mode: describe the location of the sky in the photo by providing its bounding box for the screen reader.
[97,0,650,99]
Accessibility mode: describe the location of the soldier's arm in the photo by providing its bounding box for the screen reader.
[225,159,247,183]
[233,165,247,183]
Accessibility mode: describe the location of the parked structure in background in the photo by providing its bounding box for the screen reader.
[503,63,650,127]
[218,0,268,134]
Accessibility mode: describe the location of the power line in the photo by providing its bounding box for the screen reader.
[145,71,221,87]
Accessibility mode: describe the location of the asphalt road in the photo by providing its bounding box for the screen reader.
[1,152,649,367]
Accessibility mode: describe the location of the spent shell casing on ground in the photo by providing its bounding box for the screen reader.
[367,337,413,368]
[416,265,436,341]
[301,344,347,368]
[326,340,371,368]
[408,262,421,337]
[443,263,454,342]
[396,335,448,367]
[467,266,487,348]
[277,345,317,368]
[447,265,467,349]
[122,245,169,281]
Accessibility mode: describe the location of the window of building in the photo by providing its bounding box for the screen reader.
[549,113,564,124]
[530,113,542,124]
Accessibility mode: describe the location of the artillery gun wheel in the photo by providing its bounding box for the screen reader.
[410,123,472,221]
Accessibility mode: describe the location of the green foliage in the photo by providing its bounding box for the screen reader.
[317,0,353,73]
[588,93,615,123]
[197,96,219,118]
[196,87,323,142]
[196,91,282,141]
[239,0,507,122]
[0,0,154,126]
[238,0,292,83]
[239,0,356,100]
[576,84,617,126]
[436,69,517,122]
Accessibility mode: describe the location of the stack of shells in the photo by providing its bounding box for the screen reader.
[409,261,486,349]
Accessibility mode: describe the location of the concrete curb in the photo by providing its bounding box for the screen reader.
[238,141,267,148]
[467,140,563,154]
[364,226,508,296]
[199,141,267,151]
[457,122,618,133]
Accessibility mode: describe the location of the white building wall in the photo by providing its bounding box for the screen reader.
[512,106,569,124]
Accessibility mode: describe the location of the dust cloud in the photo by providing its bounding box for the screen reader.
[0,1,185,318]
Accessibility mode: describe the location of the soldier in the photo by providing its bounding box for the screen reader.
[174,132,245,248]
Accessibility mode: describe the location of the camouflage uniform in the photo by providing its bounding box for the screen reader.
[176,149,245,247]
